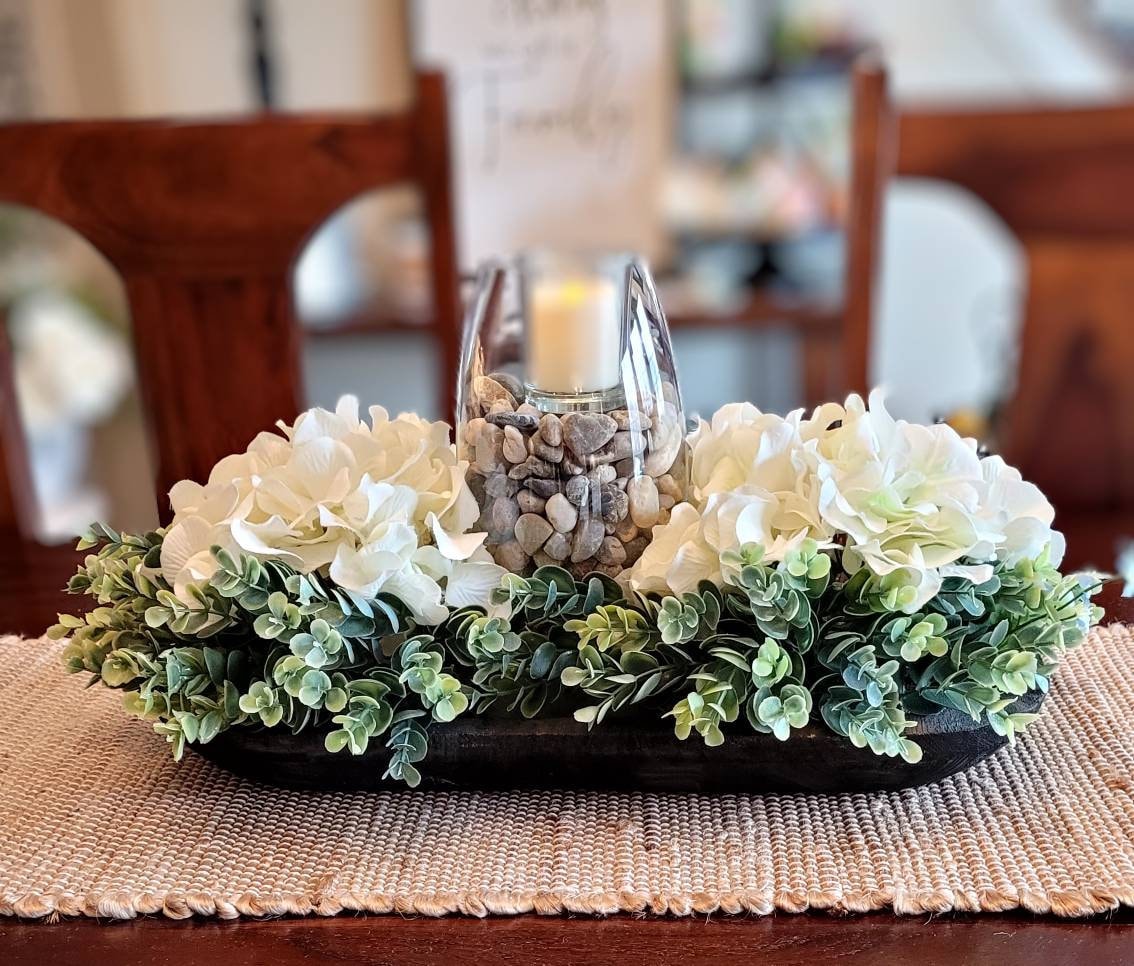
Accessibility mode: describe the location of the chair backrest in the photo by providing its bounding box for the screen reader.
[842,64,1134,513]
[0,71,460,534]
[841,54,896,402]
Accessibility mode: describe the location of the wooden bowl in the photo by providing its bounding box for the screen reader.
[190,690,1044,794]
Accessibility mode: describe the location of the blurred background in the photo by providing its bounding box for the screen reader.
[1,0,1133,574]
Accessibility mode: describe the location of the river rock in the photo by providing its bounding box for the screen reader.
[596,537,627,566]
[543,531,572,561]
[467,472,487,504]
[515,513,554,554]
[483,472,516,499]
[525,478,561,498]
[562,412,617,456]
[539,413,563,446]
[609,431,646,460]
[600,484,629,523]
[517,490,546,514]
[545,492,578,533]
[502,425,527,464]
[615,517,639,542]
[491,496,519,535]
[474,375,517,413]
[611,408,652,431]
[474,424,505,474]
[508,456,555,480]
[532,550,558,569]
[488,370,525,399]
[465,416,486,445]
[628,475,660,528]
[657,473,682,499]
[530,437,564,463]
[487,411,540,432]
[496,540,530,573]
[564,476,590,507]
[586,465,616,486]
[571,517,605,563]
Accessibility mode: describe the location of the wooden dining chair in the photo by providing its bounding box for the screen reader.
[842,59,1134,566]
[0,71,460,633]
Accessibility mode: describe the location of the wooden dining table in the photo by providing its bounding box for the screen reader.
[1,583,1132,965]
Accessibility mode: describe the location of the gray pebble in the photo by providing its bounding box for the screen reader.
[628,475,660,528]
[562,412,617,456]
[532,550,558,569]
[584,447,621,468]
[530,437,564,463]
[517,490,547,514]
[502,425,527,464]
[507,456,555,480]
[587,465,616,487]
[515,513,553,554]
[571,517,605,563]
[612,409,652,431]
[491,496,519,535]
[525,478,561,498]
[657,473,682,499]
[474,424,505,474]
[517,402,541,420]
[495,540,530,573]
[484,472,516,499]
[487,411,540,432]
[467,472,487,504]
[545,492,578,533]
[615,457,636,478]
[543,531,572,561]
[615,517,639,542]
[610,431,646,460]
[563,456,585,476]
[600,484,629,523]
[597,537,627,566]
[488,371,525,399]
[474,376,517,412]
[539,413,563,446]
[564,476,590,507]
[464,416,486,446]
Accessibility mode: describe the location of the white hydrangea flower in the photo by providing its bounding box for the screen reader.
[160,396,503,623]
[628,403,834,595]
[627,390,1065,612]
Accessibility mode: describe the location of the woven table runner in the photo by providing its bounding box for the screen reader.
[1,626,1133,921]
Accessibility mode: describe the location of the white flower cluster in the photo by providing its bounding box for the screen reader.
[628,391,1064,612]
[160,397,504,624]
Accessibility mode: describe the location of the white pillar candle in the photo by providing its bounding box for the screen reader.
[527,276,622,393]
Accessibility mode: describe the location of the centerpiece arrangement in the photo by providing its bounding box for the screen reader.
[53,255,1101,792]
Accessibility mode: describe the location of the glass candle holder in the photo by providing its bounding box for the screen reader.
[457,252,688,577]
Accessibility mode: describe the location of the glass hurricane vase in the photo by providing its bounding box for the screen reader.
[456,252,688,577]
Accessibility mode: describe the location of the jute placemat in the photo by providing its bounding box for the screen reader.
[1,626,1133,921]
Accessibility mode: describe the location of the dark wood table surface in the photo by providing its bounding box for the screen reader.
[1,569,1132,965]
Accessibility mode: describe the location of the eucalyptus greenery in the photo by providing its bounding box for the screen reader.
[56,525,1101,786]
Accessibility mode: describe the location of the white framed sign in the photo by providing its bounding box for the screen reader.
[414,0,671,268]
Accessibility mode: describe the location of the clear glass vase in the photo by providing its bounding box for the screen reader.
[457,252,688,577]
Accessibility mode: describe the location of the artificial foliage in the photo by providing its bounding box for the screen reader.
[56,524,1101,786]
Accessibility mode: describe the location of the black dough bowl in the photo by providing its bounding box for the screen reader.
[190,689,1044,794]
